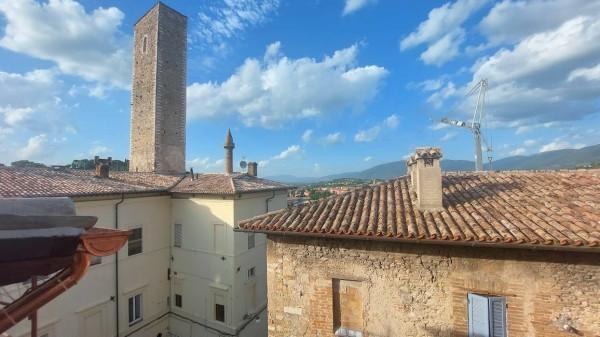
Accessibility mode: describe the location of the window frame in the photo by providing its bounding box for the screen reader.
[128,293,143,326]
[174,223,182,248]
[142,35,148,54]
[128,227,143,256]
[175,294,182,308]
[247,267,256,279]
[247,233,255,249]
[467,292,507,337]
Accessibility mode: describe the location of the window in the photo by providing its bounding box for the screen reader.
[90,255,102,266]
[333,279,363,337]
[213,224,225,254]
[247,233,255,249]
[142,35,148,54]
[175,294,182,308]
[214,294,225,323]
[247,267,256,279]
[468,293,507,337]
[128,294,142,326]
[128,228,142,256]
[174,223,182,248]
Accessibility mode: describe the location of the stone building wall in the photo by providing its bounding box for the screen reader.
[266,236,600,337]
[130,4,186,174]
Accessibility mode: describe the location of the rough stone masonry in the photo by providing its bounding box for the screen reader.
[130,3,187,174]
[266,236,599,337]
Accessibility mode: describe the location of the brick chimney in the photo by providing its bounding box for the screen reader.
[94,156,112,178]
[224,129,235,175]
[407,147,443,210]
[247,162,258,177]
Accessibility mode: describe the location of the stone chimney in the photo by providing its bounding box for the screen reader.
[247,162,258,177]
[224,129,235,175]
[94,156,112,178]
[407,147,443,210]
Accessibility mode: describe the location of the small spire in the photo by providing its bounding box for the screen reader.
[224,128,235,149]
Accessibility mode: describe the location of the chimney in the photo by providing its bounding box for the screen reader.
[407,147,443,210]
[224,129,235,174]
[94,156,112,178]
[247,162,258,177]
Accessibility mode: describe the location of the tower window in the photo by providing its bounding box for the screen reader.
[142,35,148,54]
[175,294,182,308]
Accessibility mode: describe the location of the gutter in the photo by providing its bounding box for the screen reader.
[265,191,276,213]
[115,193,125,337]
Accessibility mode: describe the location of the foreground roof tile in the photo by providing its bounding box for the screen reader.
[237,170,600,251]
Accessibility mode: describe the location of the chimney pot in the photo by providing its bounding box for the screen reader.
[407,147,443,210]
[247,162,258,177]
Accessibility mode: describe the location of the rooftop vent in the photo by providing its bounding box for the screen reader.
[406,147,443,210]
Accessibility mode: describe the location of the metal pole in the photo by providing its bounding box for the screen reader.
[474,129,483,171]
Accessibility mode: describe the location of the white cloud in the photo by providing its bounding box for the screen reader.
[364,156,373,162]
[301,129,313,143]
[187,42,388,128]
[384,114,399,129]
[323,132,344,145]
[440,131,457,141]
[432,13,600,127]
[354,126,380,142]
[568,62,600,82]
[259,144,301,166]
[274,145,301,159]
[479,0,600,45]
[186,157,225,172]
[539,138,585,152]
[400,0,488,65]
[523,139,537,147]
[429,122,450,130]
[427,82,456,109]
[192,0,279,49]
[509,147,526,156]
[342,0,376,15]
[0,0,131,89]
[18,134,48,160]
[89,144,110,156]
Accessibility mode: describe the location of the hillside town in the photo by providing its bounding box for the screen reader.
[1,1,599,337]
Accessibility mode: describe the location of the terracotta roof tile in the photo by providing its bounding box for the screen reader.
[0,167,289,198]
[164,173,289,195]
[238,170,600,251]
[0,167,182,198]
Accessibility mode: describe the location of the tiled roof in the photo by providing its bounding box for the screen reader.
[170,173,289,195]
[0,167,289,198]
[0,167,183,198]
[238,170,600,251]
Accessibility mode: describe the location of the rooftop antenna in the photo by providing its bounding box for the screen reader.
[440,79,492,171]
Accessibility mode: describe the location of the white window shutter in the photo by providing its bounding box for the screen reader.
[174,223,182,248]
[488,297,506,337]
[468,293,490,337]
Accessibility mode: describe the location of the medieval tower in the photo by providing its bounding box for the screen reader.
[130,2,187,174]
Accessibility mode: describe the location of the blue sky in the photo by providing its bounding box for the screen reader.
[0,0,599,177]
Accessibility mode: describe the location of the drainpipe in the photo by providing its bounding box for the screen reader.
[115,194,125,337]
[265,191,275,213]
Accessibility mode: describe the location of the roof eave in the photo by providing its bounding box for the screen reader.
[233,228,600,254]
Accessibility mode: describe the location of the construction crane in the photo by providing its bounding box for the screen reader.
[440,79,492,171]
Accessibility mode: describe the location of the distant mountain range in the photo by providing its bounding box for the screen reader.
[266,144,600,184]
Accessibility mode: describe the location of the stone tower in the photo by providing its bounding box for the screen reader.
[129,2,187,174]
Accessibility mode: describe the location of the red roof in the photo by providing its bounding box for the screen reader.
[0,167,289,198]
[237,170,600,251]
